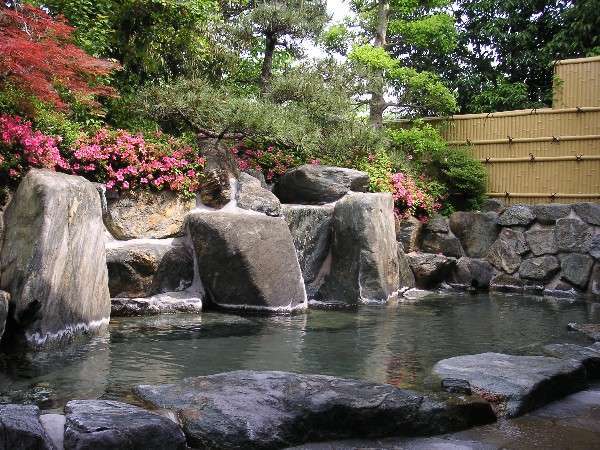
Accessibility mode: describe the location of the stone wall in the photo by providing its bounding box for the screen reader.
[398,201,600,297]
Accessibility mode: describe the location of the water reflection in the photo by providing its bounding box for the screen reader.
[0,293,598,411]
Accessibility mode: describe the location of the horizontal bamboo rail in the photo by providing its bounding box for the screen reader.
[488,192,600,199]
[554,55,600,65]
[479,155,600,163]
[449,134,600,146]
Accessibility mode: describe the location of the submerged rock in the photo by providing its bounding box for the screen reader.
[319,193,399,304]
[282,204,334,293]
[568,323,600,341]
[432,352,587,417]
[64,400,186,450]
[134,370,495,450]
[187,212,307,311]
[407,253,456,289]
[449,211,499,258]
[275,164,369,204]
[0,170,110,348]
[236,172,281,216]
[111,292,202,317]
[0,404,54,450]
[104,189,194,239]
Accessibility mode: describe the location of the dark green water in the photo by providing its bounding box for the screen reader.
[1,292,599,412]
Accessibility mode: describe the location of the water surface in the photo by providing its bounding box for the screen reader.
[1,292,599,412]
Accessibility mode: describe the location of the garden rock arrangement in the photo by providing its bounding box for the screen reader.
[398,201,600,297]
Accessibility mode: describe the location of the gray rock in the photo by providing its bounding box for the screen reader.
[555,218,593,253]
[486,237,522,274]
[543,343,600,379]
[568,323,600,341]
[282,204,334,291]
[398,245,416,289]
[0,290,8,342]
[449,211,499,258]
[198,168,233,209]
[0,404,54,450]
[432,352,587,417]
[532,204,571,225]
[64,400,186,450]
[243,168,268,188]
[187,212,307,311]
[402,288,435,300]
[134,370,495,449]
[544,280,579,298]
[525,228,557,256]
[589,263,600,296]
[489,274,523,293]
[104,189,194,239]
[420,230,465,258]
[39,414,64,450]
[275,164,369,204]
[396,216,423,253]
[573,202,600,226]
[590,235,600,260]
[441,379,472,395]
[0,170,110,348]
[111,291,202,317]
[497,205,535,226]
[319,193,399,304]
[425,215,450,233]
[499,228,529,255]
[236,172,281,216]
[106,241,170,298]
[452,258,495,289]
[150,245,194,295]
[480,198,505,213]
[519,256,560,282]
[407,253,456,289]
[560,253,594,289]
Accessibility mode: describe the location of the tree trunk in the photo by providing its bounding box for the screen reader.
[369,0,390,128]
[260,34,277,94]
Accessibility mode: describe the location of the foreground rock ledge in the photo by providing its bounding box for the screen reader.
[432,352,587,418]
[134,370,495,450]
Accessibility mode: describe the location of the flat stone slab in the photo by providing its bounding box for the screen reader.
[568,322,600,341]
[111,291,202,316]
[432,352,587,417]
[134,370,495,449]
[543,343,600,378]
[64,400,186,450]
[0,404,54,450]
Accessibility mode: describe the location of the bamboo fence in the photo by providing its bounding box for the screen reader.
[391,56,600,205]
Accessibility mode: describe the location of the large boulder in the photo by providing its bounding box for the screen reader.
[449,211,499,258]
[0,169,110,348]
[149,245,195,295]
[64,400,186,450]
[497,205,535,226]
[420,216,464,258]
[0,404,54,450]
[104,190,194,240]
[275,164,369,204]
[134,370,495,449]
[282,204,334,294]
[531,204,571,225]
[555,217,593,253]
[0,290,8,342]
[432,352,587,417]
[451,257,495,290]
[319,193,399,304]
[519,256,560,282]
[187,212,307,311]
[573,202,600,226]
[560,253,594,289]
[407,253,456,289]
[525,228,557,256]
[235,172,281,216]
[396,216,423,253]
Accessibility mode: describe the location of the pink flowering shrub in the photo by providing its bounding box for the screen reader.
[0,114,69,184]
[70,129,206,197]
[391,171,441,220]
[230,144,299,183]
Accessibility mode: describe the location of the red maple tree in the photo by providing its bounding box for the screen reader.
[0,4,120,110]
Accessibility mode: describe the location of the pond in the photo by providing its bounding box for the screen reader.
[1,292,599,413]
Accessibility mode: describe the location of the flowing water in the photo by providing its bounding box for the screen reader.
[1,292,599,413]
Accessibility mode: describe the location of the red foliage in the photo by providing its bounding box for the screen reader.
[0,4,120,110]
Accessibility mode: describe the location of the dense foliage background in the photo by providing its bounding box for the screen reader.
[1,0,597,218]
